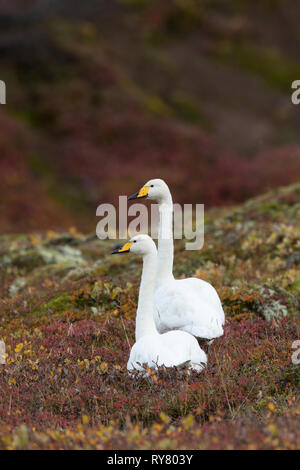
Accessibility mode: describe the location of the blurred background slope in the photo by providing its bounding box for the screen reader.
[1,0,300,233]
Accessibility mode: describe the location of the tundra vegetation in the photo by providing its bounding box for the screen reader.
[0,183,299,449]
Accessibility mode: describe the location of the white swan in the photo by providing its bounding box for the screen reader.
[128,179,225,348]
[112,234,207,374]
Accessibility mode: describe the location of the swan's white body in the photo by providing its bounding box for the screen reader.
[128,329,206,373]
[154,278,224,340]
[113,235,207,374]
[129,180,225,341]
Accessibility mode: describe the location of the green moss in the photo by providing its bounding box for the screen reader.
[288,275,300,297]
[254,201,282,213]
[144,95,173,117]
[38,293,73,314]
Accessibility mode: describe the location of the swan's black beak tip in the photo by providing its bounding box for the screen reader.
[112,245,131,254]
[128,192,139,201]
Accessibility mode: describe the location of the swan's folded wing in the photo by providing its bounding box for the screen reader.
[183,277,225,325]
[154,278,224,339]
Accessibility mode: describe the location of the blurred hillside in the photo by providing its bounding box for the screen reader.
[1,0,300,232]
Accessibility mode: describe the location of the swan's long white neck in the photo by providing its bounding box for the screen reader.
[135,250,158,341]
[156,191,174,286]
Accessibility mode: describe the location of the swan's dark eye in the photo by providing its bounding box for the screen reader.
[133,240,137,243]
[151,185,154,187]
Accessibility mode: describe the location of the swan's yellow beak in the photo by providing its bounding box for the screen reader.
[111,242,133,254]
[128,186,149,200]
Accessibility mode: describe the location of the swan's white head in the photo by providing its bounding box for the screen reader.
[128,179,171,204]
[112,234,157,257]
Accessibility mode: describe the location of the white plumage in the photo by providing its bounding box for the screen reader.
[154,278,224,339]
[112,234,207,375]
[128,179,225,343]
[128,330,206,374]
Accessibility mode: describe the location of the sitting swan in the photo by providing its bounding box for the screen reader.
[128,179,225,349]
[112,234,207,374]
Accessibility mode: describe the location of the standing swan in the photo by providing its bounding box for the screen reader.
[128,180,225,348]
[112,234,207,374]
